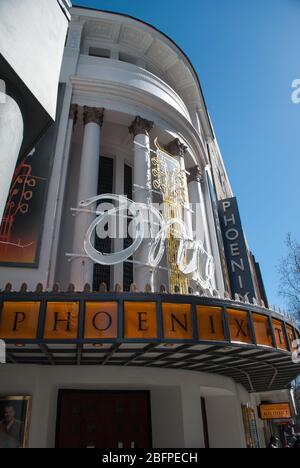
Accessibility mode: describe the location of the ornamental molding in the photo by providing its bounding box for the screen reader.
[188,165,203,184]
[165,138,188,157]
[129,116,154,137]
[83,106,105,126]
[69,104,79,124]
[77,55,190,120]
[70,76,208,167]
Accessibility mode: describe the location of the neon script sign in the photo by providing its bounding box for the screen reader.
[79,194,215,291]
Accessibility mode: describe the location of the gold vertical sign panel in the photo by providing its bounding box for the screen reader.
[152,139,189,295]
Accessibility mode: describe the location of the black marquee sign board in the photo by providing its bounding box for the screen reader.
[218,197,256,300]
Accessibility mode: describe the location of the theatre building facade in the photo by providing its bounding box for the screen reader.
[0,7,299,448]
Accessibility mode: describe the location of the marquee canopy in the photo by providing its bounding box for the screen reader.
[0,290,299,393]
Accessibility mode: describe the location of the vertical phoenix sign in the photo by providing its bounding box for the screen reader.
[218,197,257,300]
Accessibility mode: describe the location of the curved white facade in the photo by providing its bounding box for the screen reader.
[0,365,251,449]
[0,7,226,294]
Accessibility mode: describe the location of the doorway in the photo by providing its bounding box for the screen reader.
[56,390,152,448]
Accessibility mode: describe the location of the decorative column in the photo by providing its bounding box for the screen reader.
[113,151,125,289]
[187,166,211,250]
[180,385,205,448]
[65,17,85,75]
[165,138,193,240]
[188,165,216,290]
[47,102,78,287]
[129,116,154,291]
[70,106,104,290]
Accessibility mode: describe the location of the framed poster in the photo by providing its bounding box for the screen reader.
[0,84,65,268]
[242,405,260,449]
[0,396,32,448]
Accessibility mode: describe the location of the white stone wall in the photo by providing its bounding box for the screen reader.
[205,395,247,448]
[0,365,251,448]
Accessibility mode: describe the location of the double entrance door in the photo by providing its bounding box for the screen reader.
[56,390,152,448]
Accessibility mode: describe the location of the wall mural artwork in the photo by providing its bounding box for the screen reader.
[0,84,65,267]
[0,149,45,265]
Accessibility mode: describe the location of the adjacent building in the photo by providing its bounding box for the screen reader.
[0,0,71,224]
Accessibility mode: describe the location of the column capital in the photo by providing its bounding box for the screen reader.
[129,116,154,137]
[69,104,78,124]
[187,165,203,184]
[83,107,105,126]
[165,138,188,157]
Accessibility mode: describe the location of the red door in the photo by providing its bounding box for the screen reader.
[56,390,152,448]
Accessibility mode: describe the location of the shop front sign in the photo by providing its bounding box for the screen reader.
[259,403,292,420]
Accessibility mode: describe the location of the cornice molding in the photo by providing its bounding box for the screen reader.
[77,55,190,121]
[70,76,209,167]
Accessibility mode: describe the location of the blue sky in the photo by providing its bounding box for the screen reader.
[74,0,300,310]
